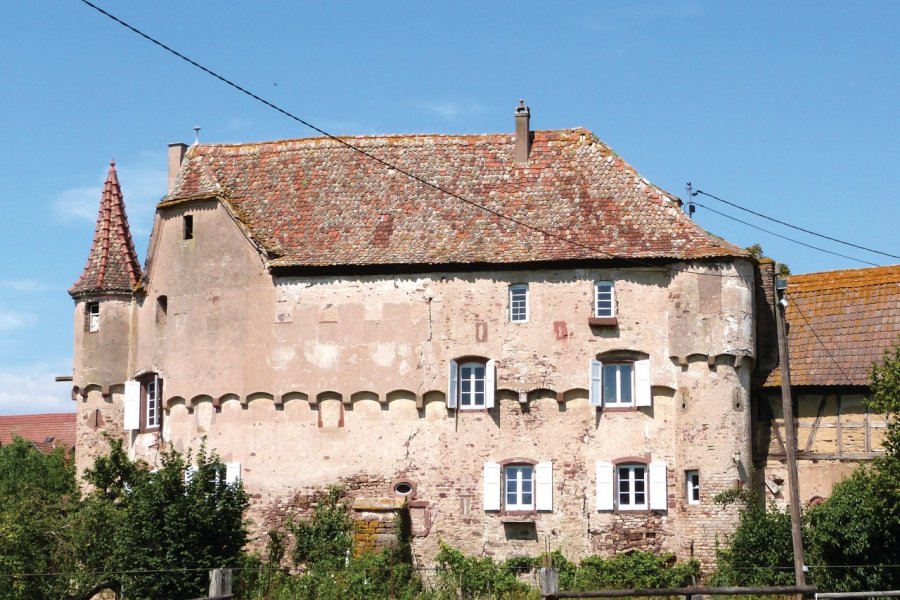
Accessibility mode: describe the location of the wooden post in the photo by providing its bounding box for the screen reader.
[539,567,559,598]
[209,567,232,597]
[775,279,807,593]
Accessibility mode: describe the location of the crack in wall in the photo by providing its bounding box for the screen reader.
[416,297,435,397]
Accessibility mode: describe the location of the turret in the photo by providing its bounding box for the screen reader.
[69,161,142,399]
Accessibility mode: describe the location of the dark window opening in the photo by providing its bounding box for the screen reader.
[86,302,100,333]
[183,215,194,240]
[156,295,168,324]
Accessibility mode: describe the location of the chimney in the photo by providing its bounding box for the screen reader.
[167,143,188,194]
[514,100,531,164]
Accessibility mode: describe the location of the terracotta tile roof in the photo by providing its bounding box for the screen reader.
[70,161,142,297]
[165,129,745,267]
[0,413,76,453]
[764,264,900,387]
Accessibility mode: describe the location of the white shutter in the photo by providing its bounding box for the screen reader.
[124,380,140,430]
[447,359,459,409]
[649,460,668,511]
[484,359,496,409]
[535,461,553,511]
[184,465,197,484]
[225,462,241,484]
[596,461,614,511]
[635,359,652,407]
[589,359,603,407]
[483,462,501,511]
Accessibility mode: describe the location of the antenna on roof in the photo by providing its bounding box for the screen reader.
[193,126,201,146]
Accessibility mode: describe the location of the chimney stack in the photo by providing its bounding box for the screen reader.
[514,100,531,164]
[167,143,188,194]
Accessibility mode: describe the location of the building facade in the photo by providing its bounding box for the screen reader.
[754,265,897,505]
[70,107,758,565]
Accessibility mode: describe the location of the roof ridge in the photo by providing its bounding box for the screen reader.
[187,127,593,150]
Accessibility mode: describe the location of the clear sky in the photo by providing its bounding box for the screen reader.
[1,1,897,415]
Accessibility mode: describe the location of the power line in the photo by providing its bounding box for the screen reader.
[694,190,900,261]
[691,201,879,267]
[77,0,749,281]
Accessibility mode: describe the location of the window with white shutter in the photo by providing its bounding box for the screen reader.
[634,359,652,407]
[596,461,614,511]
[535,462,553,511]
[589,359,602,407]
[483,462,501,511]
[449,358,496,410]
[225,462,242,485]
[649,460,668,511]
[124,380,140,430]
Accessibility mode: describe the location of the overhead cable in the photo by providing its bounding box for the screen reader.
[691,201,879,267]
[695,189,900,260]
[77,0,756,281]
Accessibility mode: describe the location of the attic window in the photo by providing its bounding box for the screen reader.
[86,302,100,333]
[183,215,194,240]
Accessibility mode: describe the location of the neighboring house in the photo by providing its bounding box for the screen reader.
[754,264,899,505]
[68,104,759,566]
[0,413,76,454]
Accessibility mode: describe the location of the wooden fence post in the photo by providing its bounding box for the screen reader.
[539,567,559,598]
[209,567,232,597]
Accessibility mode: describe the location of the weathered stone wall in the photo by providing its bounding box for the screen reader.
[73,201,757,568]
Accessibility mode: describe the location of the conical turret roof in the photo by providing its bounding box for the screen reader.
[69,161,142,298]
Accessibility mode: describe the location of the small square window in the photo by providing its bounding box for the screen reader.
[595,281,615,318]
[183,215,194,240]
[603,363,634,406]
[505,465,534,510]
[686,470,700,505]
[617,464,647,510]
[86,302,100,333]
[509,284,528,322]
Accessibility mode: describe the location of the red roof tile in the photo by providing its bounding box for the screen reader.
[70,161,142,297]
[166,129,745,267]
[765,265,900,387]
[0,413,76,452]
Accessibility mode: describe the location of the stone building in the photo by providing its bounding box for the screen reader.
[69,106,759,566]
[754,264,897,506]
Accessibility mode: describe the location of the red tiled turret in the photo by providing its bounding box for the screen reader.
[69,161,142,298]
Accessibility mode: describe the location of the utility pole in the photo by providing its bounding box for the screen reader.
[774,274,806,593]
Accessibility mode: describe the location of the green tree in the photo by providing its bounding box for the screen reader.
[0,438,79,600]
[83,439,250,599]
[805,345,900,591]
[711,491,796,587]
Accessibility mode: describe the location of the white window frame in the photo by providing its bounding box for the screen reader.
[686,470,700,505]
[484,461,553,512]
[509,284,529,323]
[590,358,651,408]
[504,465,534,511]
[448,359,495,410]
[617,464,648,510]
[603,362,634,407]
[145,374,161,429]
[594,281,615,318]
[87,302,100,333]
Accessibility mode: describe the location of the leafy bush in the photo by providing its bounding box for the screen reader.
[434,544,535,599]
[572,551,699,591]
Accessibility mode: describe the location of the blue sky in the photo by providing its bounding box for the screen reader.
[1,1,897,414]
